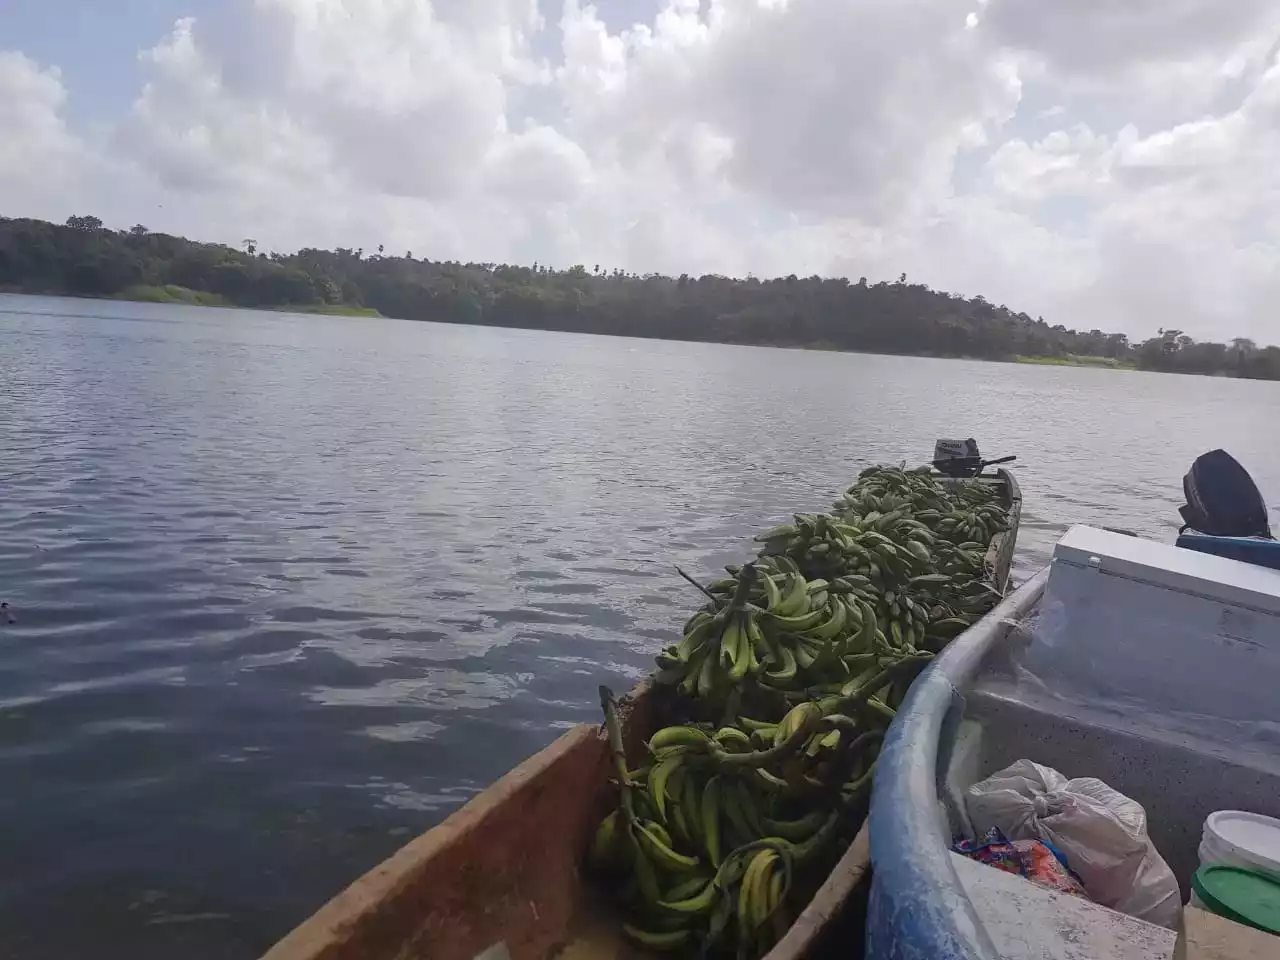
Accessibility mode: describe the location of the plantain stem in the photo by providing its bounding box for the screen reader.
[840,759,879,809]
[863,696,897,721]
[719,686,742,728]
[599,685,637,823]
[674,566,719,602]
[710,706,820,770]
[828,652,932,718]
[839,728,885,756]
[727,562,758,610]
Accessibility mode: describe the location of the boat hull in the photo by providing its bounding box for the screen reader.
[261,675,870,960]
[262,722,610,960]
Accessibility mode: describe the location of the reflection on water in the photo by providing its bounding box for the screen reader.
[2,294,1279,958]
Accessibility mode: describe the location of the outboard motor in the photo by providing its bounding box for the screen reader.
[932,439,1016,479]
[1178,450,1273,538]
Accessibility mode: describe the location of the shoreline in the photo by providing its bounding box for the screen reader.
[112,285,383,317]
[0,290,1244,379]
[0,285,382,318]
[1012,354,1134,370]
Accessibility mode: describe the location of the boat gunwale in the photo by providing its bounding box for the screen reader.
[261,724,603,960]
[984,468,1022,597]
[865,566,1049,960]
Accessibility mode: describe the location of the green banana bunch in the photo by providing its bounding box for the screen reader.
[593,465,1012,958]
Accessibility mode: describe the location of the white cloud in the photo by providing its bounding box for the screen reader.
[986,125,1120,201]
[689,2,1020,221]
[972,52,1280,334]
[982,0,1278,78]
[3,0,1280,342]
[0,53,85,208]
[485,125,593,204]
[980,0,1280,120]
[116,17,330,194]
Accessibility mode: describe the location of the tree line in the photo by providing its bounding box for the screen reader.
[3,213,1278,380]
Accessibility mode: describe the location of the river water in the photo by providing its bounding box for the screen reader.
[1,294,1278,958]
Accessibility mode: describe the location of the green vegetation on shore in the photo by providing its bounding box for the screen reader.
[109,284,381,316]
[115,284,227,306]
[3,213,1278,380]
[270,302,382,317]
[1014,354,1135,370]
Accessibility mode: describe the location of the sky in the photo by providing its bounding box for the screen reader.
[3,1,1280,342]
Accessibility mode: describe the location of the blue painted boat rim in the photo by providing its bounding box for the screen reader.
[867,568,1050,960]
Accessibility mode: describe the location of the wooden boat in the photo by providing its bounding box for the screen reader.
[867,524,1280,959]
[263,469,1023,960]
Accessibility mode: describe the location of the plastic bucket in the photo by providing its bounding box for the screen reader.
[1198,811,1280,880]
[1191,865,1280,935]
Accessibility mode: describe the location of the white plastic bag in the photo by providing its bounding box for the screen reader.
[966,760,1181,929]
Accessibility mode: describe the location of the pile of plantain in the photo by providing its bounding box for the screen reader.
[589,465,1010,957]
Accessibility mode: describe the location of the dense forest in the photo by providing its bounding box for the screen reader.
[3,214,1278,380]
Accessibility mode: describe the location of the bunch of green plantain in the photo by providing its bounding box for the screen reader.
[589,466,1010,956]
[591,656,919,957]
[654,560,930,710]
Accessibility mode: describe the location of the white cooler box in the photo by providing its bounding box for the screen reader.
[1024,525,1280,728]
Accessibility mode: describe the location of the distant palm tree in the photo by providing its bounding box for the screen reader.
[1232,338,1257,355]
[243,238,257,255]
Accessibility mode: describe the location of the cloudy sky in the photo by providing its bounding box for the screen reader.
[3,1,1280,341]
